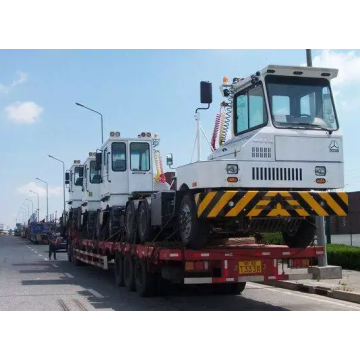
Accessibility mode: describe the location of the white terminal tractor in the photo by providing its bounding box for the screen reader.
[64,64,348,251]
[167,64,348,249]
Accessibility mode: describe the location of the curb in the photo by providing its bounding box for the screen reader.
[265,281,360,304]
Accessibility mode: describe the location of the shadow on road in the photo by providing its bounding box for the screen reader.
[15,258,287,311]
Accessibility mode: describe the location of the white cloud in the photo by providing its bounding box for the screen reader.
[5,101,43,124]
[17,182,62,198]
[11,71,28,87]
[0,71,28,94]
[311,50,360,87]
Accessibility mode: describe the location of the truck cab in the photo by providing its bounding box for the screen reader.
[94,131,156,240]
[172,65,348,250]
[65,160,84,234]
[81,152,101,238]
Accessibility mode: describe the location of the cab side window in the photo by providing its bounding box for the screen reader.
[234,85,268,135]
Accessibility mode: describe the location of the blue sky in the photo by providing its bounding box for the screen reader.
[1,49,359,229]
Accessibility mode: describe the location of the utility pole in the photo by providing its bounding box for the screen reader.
[36,178,49,222]
[306,49,328,266]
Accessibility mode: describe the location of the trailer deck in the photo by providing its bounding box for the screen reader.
[70,237,324,290]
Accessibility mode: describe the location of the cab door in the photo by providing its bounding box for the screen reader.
[128,140,153,194]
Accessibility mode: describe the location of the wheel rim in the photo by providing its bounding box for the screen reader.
[179,203,192,240]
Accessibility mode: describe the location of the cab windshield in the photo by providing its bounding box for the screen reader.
[266,75,338,131]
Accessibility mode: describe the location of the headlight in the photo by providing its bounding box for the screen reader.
[315,166,326,176]
[227,164,238,174]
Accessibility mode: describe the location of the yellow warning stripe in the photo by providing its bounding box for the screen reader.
[337,192,348,205]
[299,192,327,216]
[194,193,200,206]
[247,193,271,217]
[208,191,237,218]
[283,191,309,216]
[319,192,347,216]
[225,191,258,217]
[197,192,217,217]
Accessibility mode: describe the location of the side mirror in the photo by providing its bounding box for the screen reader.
[200,81,212,104]
[65,172,70,185]
[166,153,173,167]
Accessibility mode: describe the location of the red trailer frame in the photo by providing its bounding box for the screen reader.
[68,237,324,296]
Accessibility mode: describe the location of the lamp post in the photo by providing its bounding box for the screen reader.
[29,190,40,221]
[19,208,26,224]
[48,155,66,220]
[25,198,34,218]
[75,102,104,143]
[36,177,49,222]
[22,203,29,221]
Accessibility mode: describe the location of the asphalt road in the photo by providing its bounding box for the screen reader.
[1,235,360,311]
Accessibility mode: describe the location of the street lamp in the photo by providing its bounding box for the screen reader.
[19,208,26,224]
[25,198,34,218]
[36,177,49,222]
[48,155,66,220]
[29,190,40,221]
[22,203,29,220]
[75,102,104,143]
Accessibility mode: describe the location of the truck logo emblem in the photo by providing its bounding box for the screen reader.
[329,140,339,153]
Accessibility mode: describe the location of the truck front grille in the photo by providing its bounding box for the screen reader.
[252,167,303,181]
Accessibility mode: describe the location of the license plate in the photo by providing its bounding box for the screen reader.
[238,260,262,275]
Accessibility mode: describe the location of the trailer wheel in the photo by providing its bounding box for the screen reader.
[72,244,82,266]
[114,252,125,287]
[137,200,154,244]
[134,258,156,297]
[178,193,208,250]
[282,217,316,248]
[123,253,135,291]
[214,282,246,295]
[125,201,138,243]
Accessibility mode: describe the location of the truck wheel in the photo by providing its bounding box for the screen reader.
[137,200,154,244]
[282,217,316,248]
[178,193,208,250]
[214,282,246,295]
[134,258,156,297]
[114,252,125,287]
[72,245,82,266]
[125,201,138,244]
[123,253,135,291]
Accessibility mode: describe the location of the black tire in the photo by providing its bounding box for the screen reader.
[125,201,138,244]
[114,252,125,287]
[72,244,82,266]
[178,192,208,250]
[282,217,316,248]
[95,211,101,240]
[123,253,135,291]
[137,200,154,244]
[214,282,246,295]
[134,258,156,297]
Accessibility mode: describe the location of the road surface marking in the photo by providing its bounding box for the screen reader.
[44,258,48,261]
[73,299,88,311]
[52,264,59,268]
[87,289,104,299]
[38,254,43,257]
[247,283,360,310]
[64,273,74,279]
[58,299,70,311]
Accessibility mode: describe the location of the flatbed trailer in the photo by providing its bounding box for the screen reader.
[68,237,324,297]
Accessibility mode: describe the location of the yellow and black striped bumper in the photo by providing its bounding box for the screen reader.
[194,191,348,219]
